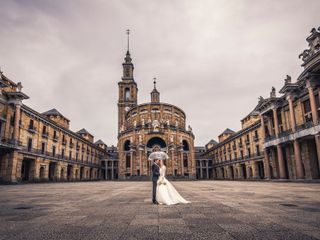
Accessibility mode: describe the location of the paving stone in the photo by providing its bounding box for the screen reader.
[0,181,319,240]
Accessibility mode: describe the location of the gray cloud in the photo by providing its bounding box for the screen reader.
[1,0,319,146]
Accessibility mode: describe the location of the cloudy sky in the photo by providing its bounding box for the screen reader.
[1,0,319,146]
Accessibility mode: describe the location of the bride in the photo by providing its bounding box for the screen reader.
[156,160,190,205]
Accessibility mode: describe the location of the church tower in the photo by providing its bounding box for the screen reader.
[118,30,138,133]
[150,78,160,103]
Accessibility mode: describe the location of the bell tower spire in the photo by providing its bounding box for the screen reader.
[118,29,138,133]
[151,77,160,103]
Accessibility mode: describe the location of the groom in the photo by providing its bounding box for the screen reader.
[152,159,160,204]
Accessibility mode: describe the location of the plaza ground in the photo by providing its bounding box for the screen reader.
[0,181,320,240]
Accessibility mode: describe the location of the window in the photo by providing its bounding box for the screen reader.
[61,149,65,158]
[256,145,260,156]
[41,142,46,154]
[53,130,57,139]
[76,153,79,161]
[42,125,47,134]
[27,138,32,151]
[52,146,56,157]
[126,155,131,168]
[183,154,188,167]
[125,88,130,101]
[303,99,312,122]
[29,119,34,129]
[69,150,72,160]
[247,148,251,158]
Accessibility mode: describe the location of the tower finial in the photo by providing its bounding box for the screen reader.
[126,29,130,52]
[153,77,156,89]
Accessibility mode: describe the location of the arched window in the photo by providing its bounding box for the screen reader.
[182,140,189,151]
[125,88,130,101]
[124,140,131,151]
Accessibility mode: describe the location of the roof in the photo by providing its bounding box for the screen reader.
[219,128,235,136]
[77,128,93,136]
[206,139,218,145]
[42,108,70,121]
[95,139,106,145]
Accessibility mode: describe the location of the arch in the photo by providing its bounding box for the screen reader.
[60,168,65,180]
[182,140,189,151]
[124,140,131,151]
[124,87,130,101]
[147,137,166,149]
[39,166,45,179]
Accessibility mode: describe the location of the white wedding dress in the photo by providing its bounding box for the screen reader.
[156,166,190,205]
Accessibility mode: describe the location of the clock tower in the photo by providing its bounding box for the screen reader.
[118,30,138,134]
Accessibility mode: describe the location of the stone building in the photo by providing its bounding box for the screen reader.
[0,73,109,183]
[201,27,320,181]
[117,38,196,180]
[202,109,265,180]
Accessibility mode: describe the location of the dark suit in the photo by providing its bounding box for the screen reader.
[152,163,160,203]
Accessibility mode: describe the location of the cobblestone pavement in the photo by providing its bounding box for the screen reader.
[0,181,320,240]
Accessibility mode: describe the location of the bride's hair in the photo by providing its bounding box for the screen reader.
[161,160,166,166]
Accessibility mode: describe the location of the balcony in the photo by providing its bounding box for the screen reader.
[238,142,243,148]
[0,137,22,149]
[69,142,74,148]
[245,139,250,145]
[76,145,80,150]
[296,121,314,131]
[53,136,58,142]
[232,145,236,150]
[62,140,67,145]
[254,136,259,142]
[28,126,36,134]
[42,132,48,138]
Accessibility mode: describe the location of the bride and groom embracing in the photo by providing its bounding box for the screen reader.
[150,151,190,205]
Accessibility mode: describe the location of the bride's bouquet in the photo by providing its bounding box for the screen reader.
[157,177,166,186]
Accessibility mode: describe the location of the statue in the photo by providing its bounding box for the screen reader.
[141,118,145,126]
[152,120,160,132]
[188,125,192,132]
[258,96,264,102]
[284,75,291,84]
[175,120,179,128]
[166,119,170,126]
[139,134,142,143]
[270,87,276,98]
[133,120,137,128]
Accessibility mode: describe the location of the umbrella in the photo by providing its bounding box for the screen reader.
[148,151,169,161]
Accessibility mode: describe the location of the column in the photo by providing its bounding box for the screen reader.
[13,101,22,144]
[206,160,209,179]
[252,161,259,179]
[111,161,114,180]
[307,84,319,125]
[260,115,271,179]
[199,160,203,179]
[180,151,184,176]
[105,161,108,180]
[315,134,320,174]
[139,149,143,176]
[287,95,296,132]
[293,140,304,179]
[130,151,133,176]
[273,108,280,137]
[171,150,175,176]
[277,145,286,179]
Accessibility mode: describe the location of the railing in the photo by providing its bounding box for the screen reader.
[265,135,276,142]
[28,126,37,134]
[296,121,314,132]
[212,152,264,167]
[0,137,22,148]
[278,129,292,138]
[19,146,101,167]
[238,142,243,148]
[232,145,236,150]
[253,136,259,142]
[245,139,250,145]
[42,132,49,138]
[53,136,58,142]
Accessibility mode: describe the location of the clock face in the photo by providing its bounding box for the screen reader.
[125,106,130,112]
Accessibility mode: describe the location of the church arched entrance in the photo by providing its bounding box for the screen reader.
[146,137,167,176]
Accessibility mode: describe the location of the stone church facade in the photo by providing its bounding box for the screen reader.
[117,48,196,179]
